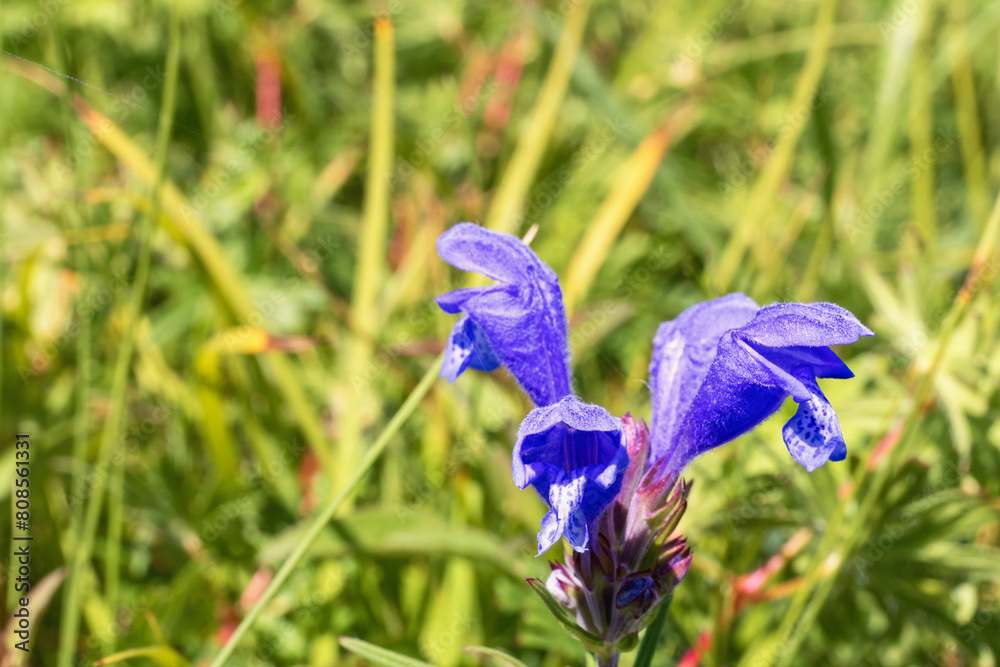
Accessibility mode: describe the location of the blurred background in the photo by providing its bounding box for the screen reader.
[2,0,1000,665]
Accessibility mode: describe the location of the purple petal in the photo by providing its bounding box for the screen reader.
[437,221,559,285]
[513,396,624,487]
[548,476,590,552]
[781,379,847,471]
[649,293,759,461]
[512,396,629,554]
[436,223,571,406]
[748,343,855,379]
[650,294,870,473]
[435,287,485,315]
[738,302,873,348]
[537,510,561,555]
[668,333,790,468]
[441,315,500,382]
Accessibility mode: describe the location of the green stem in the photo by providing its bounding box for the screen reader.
[104,7,182,633]
[56,12,182,666]
[56,227,93,659]
[595,654,619,667]
[54,44,95,667]
[633,596,671,667]
[0,0,7,612]
[209,354,443,667]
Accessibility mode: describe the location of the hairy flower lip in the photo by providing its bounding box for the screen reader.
[513,396,629,555]
[513,396,624,489]
[440,315,500,382]
[649,293,872,475]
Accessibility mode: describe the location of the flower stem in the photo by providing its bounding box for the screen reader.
[596,652,619,667]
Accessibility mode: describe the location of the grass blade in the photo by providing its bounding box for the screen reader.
[57,12,182,664]
[563,102,696,313]
[208,354,442,667]
[711,0,840,294]
[94,647,189,667]
[907,0,937,249]
[485,0,591,234]
[339,637,435,667]
[340,13,396,498]
[946,0,990,230]
[465,646,529,667]
[104,9,183,623]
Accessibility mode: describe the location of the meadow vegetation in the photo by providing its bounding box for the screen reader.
[2,0,1000,665]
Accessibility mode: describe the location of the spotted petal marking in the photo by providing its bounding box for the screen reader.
[782,380,847,472]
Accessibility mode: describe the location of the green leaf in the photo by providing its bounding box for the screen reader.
[338,637,435,667]
[526,578,607,653]
[465,646,530,667]
[420,558,478,666]
[94,647,189,667]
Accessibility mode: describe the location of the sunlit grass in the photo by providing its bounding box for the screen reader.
[2,0,1000,666]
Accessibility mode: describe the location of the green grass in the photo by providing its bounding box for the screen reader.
[2,0,1000,665]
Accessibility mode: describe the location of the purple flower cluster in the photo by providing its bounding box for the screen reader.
[437,223,870,551]
[434,222,870,655]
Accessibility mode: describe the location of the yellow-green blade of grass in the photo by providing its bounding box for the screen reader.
[56,42,97,667]
[340,14,396,502]
[193,350,241,480]
[58,12,181,665]
[484,0,592,235]
[711,0,839,294]
[8,54,332,476]
[465,646,530,667]
[419,557,478,666]
[312,143,364,209]
[351,15,395,340]
[94,647,190,667]
[339,637,435,667]
[563,101,697,313]
[907,0,937,250]
[946,0,989,230]
[105,10,184,619]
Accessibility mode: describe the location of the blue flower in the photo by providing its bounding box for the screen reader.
[436,224,629,554]
[513,396,629,554]
[648,293,873,473]
[436,222,572,407]
[440,315,500,379]
[435,223,872,560]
